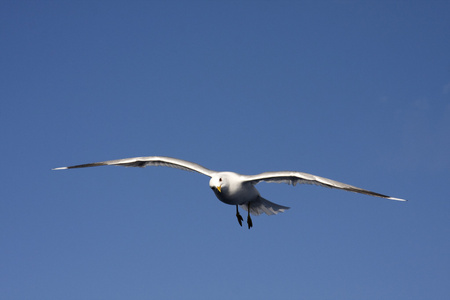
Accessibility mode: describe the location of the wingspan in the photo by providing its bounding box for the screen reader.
[53,156,216,177]
[241,171,406,201]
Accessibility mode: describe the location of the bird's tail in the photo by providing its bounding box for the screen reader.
[240,197,290,216]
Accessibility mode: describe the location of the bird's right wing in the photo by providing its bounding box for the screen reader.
[53,156,216,177]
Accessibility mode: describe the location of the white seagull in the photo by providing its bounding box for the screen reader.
[53,156,406,228]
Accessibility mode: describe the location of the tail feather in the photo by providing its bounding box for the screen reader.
[240,197,290,216]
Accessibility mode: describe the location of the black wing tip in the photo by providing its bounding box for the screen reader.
[52,162,106,170]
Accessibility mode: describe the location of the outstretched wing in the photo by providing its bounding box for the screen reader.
[241,171,406,201]
[53,156,216,177]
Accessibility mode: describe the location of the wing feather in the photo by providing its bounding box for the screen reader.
[241,171,406,201]
[53,156,216,177]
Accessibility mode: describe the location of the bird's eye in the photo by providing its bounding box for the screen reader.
[219,178,222,182]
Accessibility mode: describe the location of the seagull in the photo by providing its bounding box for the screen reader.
[53,156,406,229]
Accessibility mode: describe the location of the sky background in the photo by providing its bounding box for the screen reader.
[1,1,450,299]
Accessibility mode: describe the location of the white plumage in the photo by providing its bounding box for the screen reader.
[53,156,406,228]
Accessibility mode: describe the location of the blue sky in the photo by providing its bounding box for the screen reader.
[1,1,450,299]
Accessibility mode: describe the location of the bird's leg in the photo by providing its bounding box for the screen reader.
[247,202,253,229]
[236,205,243,227]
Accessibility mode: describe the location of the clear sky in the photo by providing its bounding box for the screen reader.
[1,1,449,299]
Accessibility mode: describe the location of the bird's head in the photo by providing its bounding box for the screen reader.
[209,174,228,194]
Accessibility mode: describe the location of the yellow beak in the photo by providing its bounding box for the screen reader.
[216,185,221,193]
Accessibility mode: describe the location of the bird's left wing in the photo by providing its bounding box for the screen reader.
[53,156,216,177]
[241,171,406,201]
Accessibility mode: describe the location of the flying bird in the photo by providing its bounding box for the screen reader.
[53,156,406,228]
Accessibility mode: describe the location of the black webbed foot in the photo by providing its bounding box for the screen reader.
[247,215,253,229]
[246,202,253,229]
[236,212,244,227]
